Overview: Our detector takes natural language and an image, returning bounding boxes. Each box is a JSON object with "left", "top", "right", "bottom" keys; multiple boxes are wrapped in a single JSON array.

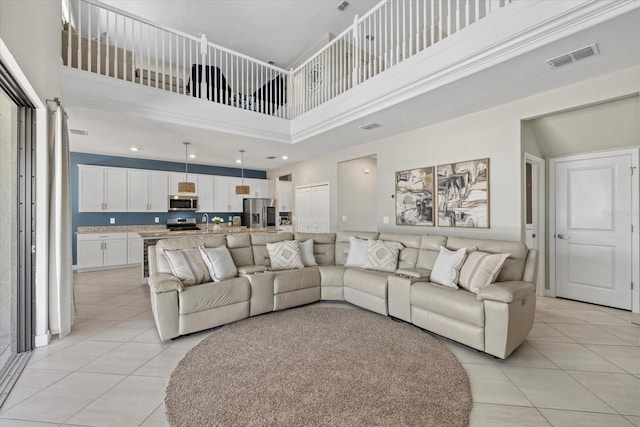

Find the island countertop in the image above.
[{"left": 137, "top": 226, "right": 278, "bottom": 239}]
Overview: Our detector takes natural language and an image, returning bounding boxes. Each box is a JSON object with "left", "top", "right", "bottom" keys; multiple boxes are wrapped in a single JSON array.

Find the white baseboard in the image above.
[{"left": 34, "top": 332, "right": 51, "bottom": 347}]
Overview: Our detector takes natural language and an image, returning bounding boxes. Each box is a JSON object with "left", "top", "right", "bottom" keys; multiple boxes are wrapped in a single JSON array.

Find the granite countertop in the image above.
[
  {"left": 77, "top": 225, "right": 167, "bottom": 234},
  {"left": 76, "top": 224, "right": 281, "bottom": 239}
]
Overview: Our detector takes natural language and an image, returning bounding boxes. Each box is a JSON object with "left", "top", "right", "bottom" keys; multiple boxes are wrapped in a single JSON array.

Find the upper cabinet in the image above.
[
  {"left": 227, "top": 177, "right": 245, "bottom": 212},
  {"left": 79, "top": 165, "right": 127, "bottom": 212},
  {"left": 213, "top": 176, "right": 231, "bottom": 212},
  {"left": 245, "top": 178, "right": 270, "bottom": 199},
  {"left": 196, "top": 174, "right": 215, "bottom": 212},
  {"left": 277, "top": 180, "right": 293, "bottom": 212},
  {"left": 168, "top": 172, "right": 198, "bottom": 196},
  {"left": 127, "top": 169, "right": 168, "bottom": 212}
]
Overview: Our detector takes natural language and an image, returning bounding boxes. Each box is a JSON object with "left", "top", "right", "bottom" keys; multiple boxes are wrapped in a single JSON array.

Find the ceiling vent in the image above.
[
  {"left": 546, "top": 43, "right": 599, "bottom": 69},
  {"left": 265, "top": 156, "right": 277, "bottom": 160},
  {"left": 337, "top": 1, "right": 350, "bottom": 11},
  {"left": 360, "top": 122, "right": 382, "bottom": 131},
  {"left": 69, "top": 129, "right": 88, "bottom": 136}
]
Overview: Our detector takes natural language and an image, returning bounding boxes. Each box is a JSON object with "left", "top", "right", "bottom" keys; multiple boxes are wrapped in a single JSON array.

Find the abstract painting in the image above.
[
  {"left": 395, "top": 167, "right": 435, "bottom": 226},
  {"left": 437, "top": 158, "right": 490, "bottom": 228}
]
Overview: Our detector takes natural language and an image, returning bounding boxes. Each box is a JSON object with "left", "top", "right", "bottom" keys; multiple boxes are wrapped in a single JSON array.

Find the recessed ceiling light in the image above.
[
  {"left": 236, "top": 159, "right": 242, "bottom": 164},
  {"left": 130, "top": 147, "right": 139, "bottom": 152},
  {"left": 189, "top": 154, "right": 196, "bottom": 158},
  {"left": 282, "top": 155, "right": 288, "bottom": 160}
]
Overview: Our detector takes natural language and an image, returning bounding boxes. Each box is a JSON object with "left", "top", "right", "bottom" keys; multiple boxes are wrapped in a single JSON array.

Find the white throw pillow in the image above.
[
  {"left": 344, "top": 237, "right": 369, "bottom": 268},
  {"left": 199, "top": 245, "right": 238, "bottom": 282},
  {"left": 299, "top": 239, "right": 318, "bottom": 267},
  {"left": 164, "top": 248, "right": 210, "bottom": 286},
  {"left": 430, "top": 246, "right": 468, "bottom": 289},
  {"left": 459, "top": 251, "right": 510, "bottom": 293},
  {"left": 266, "top": 240, "right": 305, "bottom": 270},
  {"left": 363, "top": 240, "right": 404, "bottom": 273}
]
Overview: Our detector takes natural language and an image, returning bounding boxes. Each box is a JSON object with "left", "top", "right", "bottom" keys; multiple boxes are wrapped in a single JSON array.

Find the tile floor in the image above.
[{"left": 0, "top": 267, "right": 639, "bottom": 426}]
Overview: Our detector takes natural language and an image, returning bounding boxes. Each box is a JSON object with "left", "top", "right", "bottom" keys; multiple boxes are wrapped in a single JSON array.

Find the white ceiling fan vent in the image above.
[
  {"left": 336, "top": 1, "right": 350, "bottom": 11},
  {"left": 69, "top": 129, "right": 88, "bottom": 136},
  {"left": 546, "top": 43, "right": 599, "bottom": 69},
  {"left": 360, "top": 122, "right": 382, "bottom": 131}
]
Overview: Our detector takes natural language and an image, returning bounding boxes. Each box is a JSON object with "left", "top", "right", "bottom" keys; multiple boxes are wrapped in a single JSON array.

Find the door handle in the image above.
[{"left": 557, "top": 234, "right": 570, "bottom": 239}]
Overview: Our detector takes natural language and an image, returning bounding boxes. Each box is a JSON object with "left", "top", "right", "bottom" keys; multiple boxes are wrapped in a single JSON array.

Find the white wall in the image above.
[
  {"left": 337, "top": 156, "right": 377, "bottom": 231},
  {"left": 268, "top": 65, "right": 640, "bottom": 242}
]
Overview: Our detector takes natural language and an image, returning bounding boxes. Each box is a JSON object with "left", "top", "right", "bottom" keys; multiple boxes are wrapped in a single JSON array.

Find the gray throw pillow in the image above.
[{"left": 199, "top": 245, "right": 238, "bottom": 282}]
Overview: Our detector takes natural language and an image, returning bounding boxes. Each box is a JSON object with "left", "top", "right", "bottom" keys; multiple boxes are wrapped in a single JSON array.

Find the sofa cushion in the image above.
[
  {"left": 416, "top": 235, "right": 448, "bottom": 270},
  {"left": 178, "top": 277, "right": 250, "bottom": 315},
  {"left": 430, "top": 246, "right": 467, "bottom": 289},
  {"left": 411, "top": 282, "right": 484, "bottom": 327},
  {"left": 344, "top": 237, "right": 369, "bottom": 268},
  {"left": 273, "top": 267, "right": 321, "bottom": 294},
  {"left": 447, "top": 236, "right": 528, "bottom": 282},
  {"left": 343, "top": 268, "right": 388, "bottom": 299},
  {"left": 225, "top": 234, "right": 254, "bottom": 267},
  {"left": 164, "top": 248, "right": 210, "bottom": 286},
  {"left": 335, "top": 231, "right": 379, "bottom": 265},
  {"left": 299, "top": 239, "right": 318, "bottom": 267},
  {"left": 318, "top": 265, "right": 347, "bottom": 287},
  {"left": 295, "top": 232, "right": 335, "bottom": 265},
  {"left": 459, "top": 251, "right": 509, "bottom": 293},
  {"left": 363, "top": 239, "right": 404, "bottom": 273},
  {"left": 267, "top": 240, "right": 304, "bottom": 270},
  {"left": 199, "top": 245, "right": 237, "bottom": 282}
]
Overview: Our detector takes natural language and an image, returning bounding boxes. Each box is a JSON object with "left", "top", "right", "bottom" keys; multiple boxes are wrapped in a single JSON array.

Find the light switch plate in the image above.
[
  {"left": 154, "top": 217, "right": 160, "bottom": 223},
  {"left": 383, "top": 216, "right": 389, "bottom": 224},
  {"left": 109, "top": 218, "right": 116, "bottom": 224},
  {"left": 341, "top": 215, "right": 347, "bottom": 222}
]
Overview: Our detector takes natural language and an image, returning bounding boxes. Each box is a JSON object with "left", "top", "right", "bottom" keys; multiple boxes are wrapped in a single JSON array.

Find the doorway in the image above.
[
  {"left": 524, "top": 153, "right": 545, "bottom": 296},
  {"left": 550, "top": 150, "right": 639, "bottom": 311}
]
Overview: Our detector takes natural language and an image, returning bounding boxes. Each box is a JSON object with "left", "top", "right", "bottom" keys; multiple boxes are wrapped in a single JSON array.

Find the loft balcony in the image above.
[{"left": 60, "top": 0, "right": 640, "bottom": 144}]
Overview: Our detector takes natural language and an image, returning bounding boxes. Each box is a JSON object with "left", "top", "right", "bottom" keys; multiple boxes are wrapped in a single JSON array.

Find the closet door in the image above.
[{"left": 296, "top": 184, "right": 330, "bottom": 233}]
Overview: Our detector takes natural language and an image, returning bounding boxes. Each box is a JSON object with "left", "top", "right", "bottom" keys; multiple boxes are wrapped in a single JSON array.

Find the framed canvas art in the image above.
[
  {"left": 395, "top": 167, "right": 435, "bottom": 226},
  {"left": 437, "top": 158, "right": 489, "bottom": 228}
]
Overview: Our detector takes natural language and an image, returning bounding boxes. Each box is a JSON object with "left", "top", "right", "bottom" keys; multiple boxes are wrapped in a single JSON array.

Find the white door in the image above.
[
  {"left": 312, "top": 185, "right": 330, "bottom": 232},
  {"left": 296, "top": 184, "right": 330, "bottom": 233},
  {"left": 103, "top": 238, "right": 128, "bottom": 267},
  {"left": 128, "top": 169, "right": 149, "bottom": 212},
  {"left": 79, "top": 166, "right": 105, "bottom": 212},
  {"left": 76, "top": 240, "right": 104, "bottom": 268},
  {"left": 148, "top": 171, "right": 168, "bottom": 211},
  {"left": 555, "top": 153, "right": 633, "bottom": 310},
  {"left": 296, "top": 187, "right": 312, "bottom": 232}
]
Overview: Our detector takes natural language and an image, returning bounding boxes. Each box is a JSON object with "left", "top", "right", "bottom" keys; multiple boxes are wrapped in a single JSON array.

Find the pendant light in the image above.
[
  {"left": 178, "top": 142, "right": 196, "bottom": 194},
  {"left": 235, "top": 149, "right": 250, "bottom": 195}
]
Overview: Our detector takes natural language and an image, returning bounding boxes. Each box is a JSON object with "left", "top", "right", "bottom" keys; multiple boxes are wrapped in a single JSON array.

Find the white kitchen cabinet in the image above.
[
  {"left": 197, "top": 174, "right": 215, "bottom": 212},
  {"left": 245, "top": 178, "right": 270, "bottom": 198},
  {"left": 79, "top": 165, "right": 127, "bottom": 212},
  {"left": 227, "top": 177, "right": 245, "bottom": 212},
  {"left": 277, "top": 180, "right": 293, "bottom": 212},
  {"left": 168, "top": 172, "right": 198, "bottom": 196},
  {"left": 213, "top": 176, "right": 231, "bottom": 212},
  {"left": 127, "top": 233, "right": 144, "bottom": 265},
  {"left": 128, "top": 170, "right": 168, "bottom": 212},
  {"left": 76, "top": 232, "right": 129, "bottom": 269}
]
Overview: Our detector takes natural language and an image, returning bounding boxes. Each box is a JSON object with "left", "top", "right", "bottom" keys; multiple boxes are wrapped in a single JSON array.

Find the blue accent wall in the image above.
[{"left": 71, "top": 152, "right": 267, "bottom": 265}]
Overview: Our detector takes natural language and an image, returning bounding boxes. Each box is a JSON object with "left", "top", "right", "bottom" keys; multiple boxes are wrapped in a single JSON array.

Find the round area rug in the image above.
[{"left": 165, "top": 307, "right": 472, "bottom": 427}]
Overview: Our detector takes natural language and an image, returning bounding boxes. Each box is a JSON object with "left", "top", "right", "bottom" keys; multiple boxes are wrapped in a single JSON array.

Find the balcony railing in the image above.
[{"left": 62, "top": 0, "right": 513, "bottom": 120}]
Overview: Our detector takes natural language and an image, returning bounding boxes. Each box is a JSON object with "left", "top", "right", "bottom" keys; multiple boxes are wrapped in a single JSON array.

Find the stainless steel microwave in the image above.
[{"left": 168, "top": 195, "right": 198, "bottom": 211}]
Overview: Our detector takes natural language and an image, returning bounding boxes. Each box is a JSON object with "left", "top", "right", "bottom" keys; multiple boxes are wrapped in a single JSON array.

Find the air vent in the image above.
[
  {"left": 265, "top": 156, "right": 277, "bottom": 160},
  {"left": 360, "top": 122, "right": 382, "bottom": 131},
  {"left": 337, "top": 1, "right": 350, "bottom": 11},
  {"left": 69, "top": 129, "right": 88, "bottom": 136},
  {"left": 546, "top": 43, "right": 599, "bottom": 69},
  {"left": 268, "top": 61, "right": 275, "bottom": 65}
]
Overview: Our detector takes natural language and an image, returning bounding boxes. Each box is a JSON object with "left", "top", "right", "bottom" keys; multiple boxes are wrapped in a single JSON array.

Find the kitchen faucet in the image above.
[{"left": 201, "top": 213, "right": 209, "bottom": 230}]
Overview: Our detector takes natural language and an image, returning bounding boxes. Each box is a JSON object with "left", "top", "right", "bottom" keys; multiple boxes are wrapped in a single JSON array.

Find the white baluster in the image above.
[
  {"left": 352, "top": 14, "right": 359, "bottom": 87},
  {"left": 199, "top": 33, "right": 207, "bottom": 99}
]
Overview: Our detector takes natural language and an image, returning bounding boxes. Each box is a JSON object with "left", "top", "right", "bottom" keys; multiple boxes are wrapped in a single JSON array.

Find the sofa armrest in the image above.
[
  {"left": 238, "top": 265, "right": 268, "bottom": 275},
  {"left": 149, "top": 273, "right": 183, "bottom": 294},
  {"left": 395, "top": 268, "right": 431, "bottom": 279},
  {"left": 476, "top": 281, "right": 535, "bottom": 303}
]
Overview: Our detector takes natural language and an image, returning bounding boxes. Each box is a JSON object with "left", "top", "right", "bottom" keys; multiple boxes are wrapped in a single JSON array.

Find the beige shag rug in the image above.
[{"left": 165, "top": 306, "right": 472, "bottom": 427}]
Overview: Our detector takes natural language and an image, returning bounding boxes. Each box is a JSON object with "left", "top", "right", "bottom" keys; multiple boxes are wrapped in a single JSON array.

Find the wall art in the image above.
[{"left": 436, "top": 158, "right": 489, "bottom": 228}]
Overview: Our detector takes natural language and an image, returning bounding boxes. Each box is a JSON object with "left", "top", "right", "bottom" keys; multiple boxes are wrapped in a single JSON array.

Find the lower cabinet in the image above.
[
  {"left": 77, "top": 233, "right": 132, "bottom": 270},
  {"left": 127, "top": 233, "right": 144, "bottom": 265}
]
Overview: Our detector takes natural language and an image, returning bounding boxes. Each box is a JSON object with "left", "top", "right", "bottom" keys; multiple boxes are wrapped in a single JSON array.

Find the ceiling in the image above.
[
  {"left": 66, "top": 2, "right": 640, "bottom": 171},
  {"left": 100, "top": 0, "right": 379, "bottom": 69}
]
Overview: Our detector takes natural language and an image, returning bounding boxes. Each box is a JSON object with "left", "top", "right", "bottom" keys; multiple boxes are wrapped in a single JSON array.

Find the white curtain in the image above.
[{"left": 47, "top": 104, "right": 75, "bottom": 337}]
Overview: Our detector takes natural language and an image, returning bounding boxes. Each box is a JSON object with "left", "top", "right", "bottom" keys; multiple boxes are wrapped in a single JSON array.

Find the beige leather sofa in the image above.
[{"left": 147, "top": 230, "right": 538, "bottom": 359}]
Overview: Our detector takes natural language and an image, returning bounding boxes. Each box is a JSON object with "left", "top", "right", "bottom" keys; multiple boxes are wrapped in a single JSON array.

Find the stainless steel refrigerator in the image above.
[{"left": 242, "top": 198, "right": 277, "bottom": 228}]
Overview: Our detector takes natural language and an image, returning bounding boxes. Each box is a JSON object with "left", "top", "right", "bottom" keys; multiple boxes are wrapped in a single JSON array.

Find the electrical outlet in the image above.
[
  {"left": 109, "top": 218, "right": 116, "bottom": 224},
  {"left": 383, "top": 216, "right": 389, "bottom": 224},
  {"left": 155, "top": 217, "right": 160, "bottom": 223},
  {"left": 342, "top": 215, "right": 347, "bottom": 222}
]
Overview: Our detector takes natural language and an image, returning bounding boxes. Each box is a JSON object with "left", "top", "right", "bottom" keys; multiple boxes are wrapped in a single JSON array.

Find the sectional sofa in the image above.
[{"left": 147, "top": 231, "right": 538, "bottom": 359}]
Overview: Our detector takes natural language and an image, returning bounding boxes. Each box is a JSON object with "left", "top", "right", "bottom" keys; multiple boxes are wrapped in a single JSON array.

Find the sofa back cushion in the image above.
[
  {"left": 294, "top": 232, "right": 336, "bottom": 266},
  {"left": 416, "top": 235, "right": 448, "bottom": 270},
  {"left": 225, "top": 234, "right": 254, "bottom": 267},
  {"left": 335, "top": 231, "right": 379, "bottom": 266},
  {"left": 446, "top": 236, "right": 528, "bottom": 282},
  {"left": 378, "top": 232, "right": 422, "bottom": 269},
  {"left": 155, "top": 235, "right": 227, "bottom": 274},
  {"left": 250, "top": 232, "right": 294, "bottom": 267}
]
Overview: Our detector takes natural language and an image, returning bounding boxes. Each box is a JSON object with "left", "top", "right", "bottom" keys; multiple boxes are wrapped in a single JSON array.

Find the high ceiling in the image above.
[
  {"left": 100, "top": 0, "right": 379, "bottom": 69},
  {"left": 66, "top": 2, "right": 640, "bottom": 170}
]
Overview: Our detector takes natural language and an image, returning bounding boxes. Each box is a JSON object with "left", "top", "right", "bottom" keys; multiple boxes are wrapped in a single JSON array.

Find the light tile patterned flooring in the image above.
[{"left": 0, "top": 267, "right": 639, "bottom": 426}]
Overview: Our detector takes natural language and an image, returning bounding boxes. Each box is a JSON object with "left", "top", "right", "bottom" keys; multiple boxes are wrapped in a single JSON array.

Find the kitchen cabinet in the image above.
[
  {"left": 245, "top": 178, "right": 270, "bottom": 198},
  {"left": 277, "top": 180, "right": 293, "bottom": 212},
  {"left": 128, "top": 169, "right": 168, "bottom": 212},
  {"left": 79, "top": 165, "right": 128, "bottom": 212},
  {"left": 213, "top": 176, "right": 231, "bottom": 212},
  {"left": 227, "top": 177, "right": 245, "bottom": 212},
  {"left": 127, "top": 233, "right": 144, "bottom": 264},
  {"left": 196, "top": 175, "right": 215, "bottom": 212},
  {"left": 168, "top": 172, "right": 197, "bottom": 196},
  {"left": 76, "top": 232, "right": 128, "bottom": 269}
]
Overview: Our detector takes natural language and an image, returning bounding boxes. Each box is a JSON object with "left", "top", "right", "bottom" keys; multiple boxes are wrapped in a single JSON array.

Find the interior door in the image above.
[{"left": 555, "top": 153, "right": 632, "bottom": 309}]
